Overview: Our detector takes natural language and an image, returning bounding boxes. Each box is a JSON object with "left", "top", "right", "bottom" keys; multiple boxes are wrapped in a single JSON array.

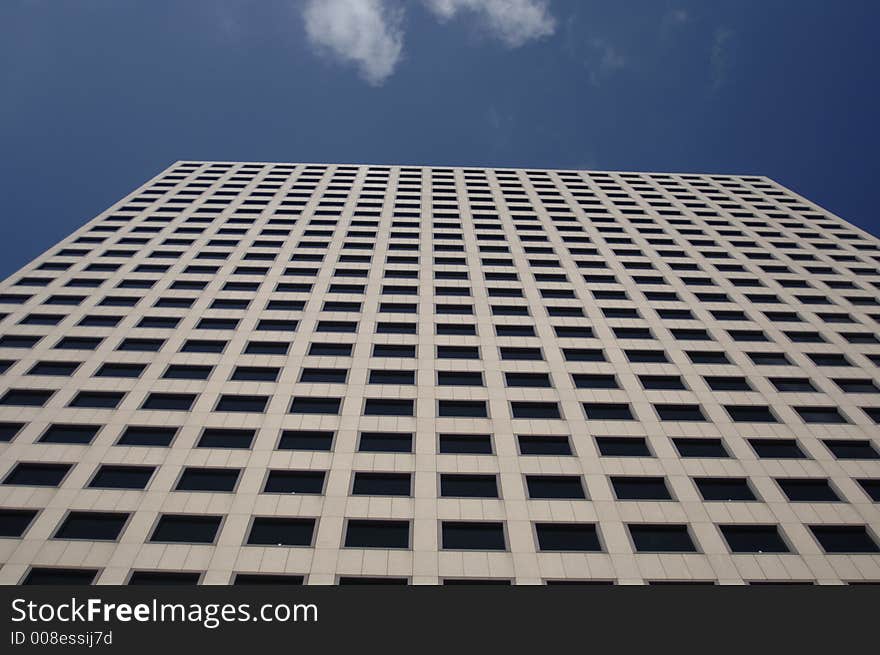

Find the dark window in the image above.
[
  {"left": 54, "top": 511, "right": 128, "bottom": 541},
  {"left": 373, "top": 344, "right": 415, "bottom": 357},
  {"left": 39, "top": 424, "right": 99, "bottom": 445},
  {"left": 344, "top": 520, "right": 410, "bottom": 549},
  {"left": 230, "top": 366, "right": 279, "bottom": 382},
  {"left": 370, "top": 369, "right": 416, "bottom": 384},
  {"left": 562, "top": 348, "right": 605, "bottom": 361},
  {"left": 441, "top": 521, "right": 505, "bottom": 550},
  {"left": 0, "top": 389, "right": 54, "bottom": 406},
  {"left": 438, "top": 400, "right": 488, "bottom": 417},
  {"left": 247, "top": 518, "right": 316, "bottom": 546},
  {"left": 629, "top": 524, "right": 696, "bottom": 552},
  {"left": 573, "top": 374, "right": 618, "bottom": 389},
  {"left": 833, "top": 379, "right": 879, "bottom": 393},
  {"left": 719, "top": 525, "right": 789, "bottom": 553},
  {"left": 141, "top": 393, "right": 194, "bottom": 411},
  {"left": 359, "top": 432, "right": 412, "bottom": 453},
  {"left": 3, "top": 463, "right": 71, "bottom": 486},
  {"left": 234, "top": 574, "right": 305, "bottom": 585},
  {"left": 823, "top": 439, "right": 878, "bottom": 460},
  {"left": 118, "top": 426, "right": 176, "bottom": 447},
  {"left": 290, "top": 397, "right": 341, "bottom": 414},
  {"left": 0, "top": 509, "right": 38, "bottom": 537},
  {"left": 750, "top": 438, "right": 806, "bottom": 459},
  {"left": 163, "top": 364, "right": 212, "bottom": 380},
  {"left": 655, "top": 404, "right": 705, "bottom": 421},
  {"left": 501, "top": 346, "right": 543, "bottom": 360},
  {"left": 726, "top": 405, "right": 777, "bottom": 422},
  {"left": 437, "top": 345, "right": 479, "bottom": 359},
  {"left": 704, "top": 376, "right": 752, "bottom": 391},
  {"left": 89, "top": 465, "right": 154, "bottom": 489},
  {"left": 264, "top": 470, "right": 325, "bottom": 494},
  {"left": 769, "top": 377, "right": 817, "bottom": 392},
  {"left": 796, "top": 406, "right": 847, "bottom": 424},
  {"left": 247, "top": 341, "right": 290, "bottom": 355},
  {"left": 129, "top": 571, "right": 201, "bottom": 585},
  {"left": 511, "top": 401, "right": 560, "bottom": 419},
  {"left": 439, "top": 433, "right": 493, "bottom": 454},
  {"left": 364, "top": 398, "right": 414, "bottom": 416},
  {"left": 626, "top": 349, "right": 668, "bottom": 363},
  {"left": 809, "top": 526, "right": 879, "bottom": 553},
  {"left": 182, "top": 339, "right": 226, "bottom": 353},
  {"left": 215, "top": 395, "right": 268, "bottom": 413},
  {"left": 278, "top": 430, "right": 334, "bottom": 451},
  {"left": 856, "top": 479, "right": 880, "bottom": 502},
  {"left": 150, "top": 515, "right": 222, "bottom": 543},
  {"left": 694, "top": 478, "right": 756, "bottom": 501},
  {"left": 300, "top": 368, "right": 348, "bottom": 383},
  {"left": 639, "top": 375, "right": 686, "bottom": 390},
  {"left": 612, "top": 476, "right": 671, "bottom": 500},
  {"left": 0, "top": 422, "right": 25, "bottom": 442},
  {"left": 596, "top": 436, "right": 650, "bottom": 457},
  {"left": 776, "top": 478, "right": 840, "bottom": 502},
  {"left": 440, "top": 474, "right": 498, "bottom": 498},
  {"left": 527, "top": 475, "right": 586, "bottom": 499},
  {"left": 352, "top": 472, "right": 411, "bottom": 496},
  {"left": 28, "top": 361, "right": 81, "bottom": 376},
  {"left": 535, "top": 523, "right": 601, "bottom": 552},
  {"left": 688, "top": 351, "right": 730, "bottom": 364},
  {"left": 116, "top": 338, "right": 162, "bottom": 352},
  {"left": 94, "top": 362, "right": 145, "bottom": 378},
  {"left": 22, "top": 568, "right": 98, "bottom": 585},
  {"left": 518, "top": 434, "right": 572, "bottom": 455},
  {"left": 583, "top": 403, "right": 633, "bottom": 420},
  {"left": 176, "top": 468, "right": 239, "bottom": 492},
  {"left": 503, "top": 372, "right": 551, "bottom": 387}
]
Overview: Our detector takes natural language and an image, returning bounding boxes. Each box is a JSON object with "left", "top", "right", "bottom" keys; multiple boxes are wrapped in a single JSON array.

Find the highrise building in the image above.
[{"left": 0, "top": 160, "right": 879, "bottom": 585}]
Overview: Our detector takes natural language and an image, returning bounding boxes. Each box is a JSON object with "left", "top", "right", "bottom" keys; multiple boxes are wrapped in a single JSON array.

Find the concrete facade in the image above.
[{"left": 0, "top": 160, "right": 879, "bottom": 584}]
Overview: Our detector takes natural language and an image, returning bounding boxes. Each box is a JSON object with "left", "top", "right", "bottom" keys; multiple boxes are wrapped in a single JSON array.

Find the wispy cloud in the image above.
[
  {"left": 711, "top": 27, "right": 734, "bottom": 90},
  {"left": 423, "top": 0, "right": 556, "bottom": 47},
  {"left": 587, "top": 37, "right": 626, "bottom": 86},
  {"left": 302, "top": 0, "right": 404, "bottom": 86}
]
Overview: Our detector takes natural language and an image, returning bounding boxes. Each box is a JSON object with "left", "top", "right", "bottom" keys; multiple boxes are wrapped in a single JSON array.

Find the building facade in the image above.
[{"left": 0, "top": 160, "right": 879, "bottom": 585}]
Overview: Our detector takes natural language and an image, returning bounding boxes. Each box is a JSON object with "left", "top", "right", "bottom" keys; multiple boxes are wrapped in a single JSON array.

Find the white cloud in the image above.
[
  {"left": 587, "top": 38, "right": 625, "bottom": 86},
  {"left": 423, "top": 0, "right": 556, "bottom": 47},
  {"left": 302, "top": 0, "right": 404, "bottom": 86},
  {"left": 711, "top": 27, "right": 734, "bottom": 90}
]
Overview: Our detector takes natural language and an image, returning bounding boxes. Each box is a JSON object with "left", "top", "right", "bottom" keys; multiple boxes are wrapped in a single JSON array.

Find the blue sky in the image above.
[{"left": 1, "top": 0, "right": 878, "bottom": 278}]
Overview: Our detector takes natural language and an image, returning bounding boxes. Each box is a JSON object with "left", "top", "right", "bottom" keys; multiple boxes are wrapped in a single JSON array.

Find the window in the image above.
[
  {"left": 246, "top": 517, "right": 315, "bottom": 546},
  {"left": 719, "top": 525, "right": 789, "bottom": 553},
  {"left": 856, "top": 479, "right": 880, "bottom": 502},
  {"left": 364, "top": 398, "right": 415, "bottom": 416},
  {"left": 583, "top": 402, "right": 633, "bottom": 420},
  {"left": 234, "top": 574, "right": 305, "bottom": 585},
  {"left": 573, "top": 374, "right": 618, "bottom": 389},
  {"left": 796, "top": 406, "right": 848, "bottom": 424},
  {"left": 175, "top": 468, "right": 239, "bottom": 492},
  {"left": 688, "top": 351, "right": 729, "bottom": 364},
  {"left": 595, "top": 436, "right": 651, "bottom": 456},
  {"left": 116, "top": 338, "right": 162, "bottom": 352},
  {"left": 89, "top": 465, "right": 154, "bottom": 489},
  {"left": 0, "top": 422, "right": 25, "bottom": 442},
  {"left": 0, "top": 389, "right": 54, "bottom": 406},
  {"left": 118, "top": 426, "right": 177, "bottom": 447},
  {"left": 749, "top": 438, "right": 806, "bottom": 459},
  {"left": 437, "top": 345, "right": 479, "bottom": 359},
  {"left": 54, "top": 511, "right": 128, "bottom": 541},
  {"left": 612, "top": 476, "right": 671, "bottom": 500},
  {"left": 823, "top": 439, "right": 878, "bottom": 460},
  {"left": 501, "top": 346, "right": 543, "bottom": 360},
  {"left": 704, "top": 376, "right": 751, "bottom": 391},
  {"left": 150, "top": 515, "right": 222, "bottom": 544},
  {"left": 182, "top": 339, "right": 226, "bottom": 353},
  {"left": 22, "top": 568, "right": 98, "bottom": 585},
  {"left": 439, "top": 433, "right": 493, "bottom": 454},
  {"left": 141, "top": 393, "right": 194, "bottom": 411},
  {"left": 264, "top": 470, "right": 325, "bottom": 494},
  {"left": 769, "top": 377, "right": 817, "bottom": 392},
  {"left": 163, "top": 364, "right": 212, "bottom": 380},
  {"left": 300, "top": 368, "right": 348, "bottom": 383},
  {"left": 359, "top": 432, "right": 412, "bottom": 453},
  {"left": 438, "top": 399, "right": 488, "bottom": 417},
  {"left": 694, "top": 478, "right": 756, "bottom": 501},
  {"left": 3, "top": 463, "right": 71, "bottom": 486},
  {"left": 776, "top": 478, "right": 840, "bottom": 502},
  {"left": 725, "top": 405, "right": 777, "bottom": 422},
  {"left": 628, "top": 524, "right": 696, "bottom": 552},
  {"left": 344, "top": 520, "right": 410, "bottom": 549},
  {"left": 535, "top": 523, "right": 601, "bottom": 551},
  {"left": 39, "top": 424, "right": 100, "bottom": 445},
  {"left": 129, "top": 571, "right": 201, "bottom": 585},
  {"left": 833, "top": 379, "right": 880, "bottom": 393},
  {"left": 247, "top": 341, "right": 290, "bottom": 355},
  {"left": 510, "top": 401, "right": 560, "bottom": 419},
  {"left": 809, "top": 526, "right": 879, "bottom": 553},
  {"left": 441, "top": 521, "right": 506, "bottom": 550},
  {"left": 373, "top": 344, "right": 415, "bottom": 357},
  {"left": 352, "top": 472, "right": 411, "bottom": 496},
  {"left": 230, "top": 366, "right": 279, "bottom": 382},
  {"left": 639, "top": 375, "right": 686, "bottom": 390},
  {"left": 626, "top": 349, "right": 668, "bottom": 363},
  {"left": 0, "top": 509, "right": 38, "bottom": 537},
  {"left": 278, "top": 430, "right": 334, "bottom": 451},
  {"left": 29, "top": 361, "right": 80, "bottom": 376},
  {"left": 290, "top": 397, "right": 341, "bottom": 414},
  {"left": 655, "top": 404, "right": 706, "bottom": 421},
  {"left": 370, "top": 369, "right": 416, "bottom": 384},
  {"left": 563, "top": 348, "right": 605, "bottom": 361},
  {"left": 526, "top": 475, "right": 586, "bottom": 499},
  {"left": 214, "top": 395, "right": 269, "bottom": 413},
  {"left": 518, "top": 434, "right": 572, "bottom": 455},
  {"left": 337, "top": 577, "right": 408, "bottom": 585},
  {"left": 440, "top": 474, "right": 498, "bottom": 498}
]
